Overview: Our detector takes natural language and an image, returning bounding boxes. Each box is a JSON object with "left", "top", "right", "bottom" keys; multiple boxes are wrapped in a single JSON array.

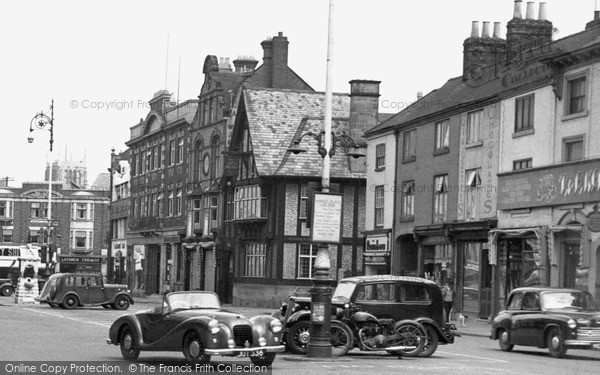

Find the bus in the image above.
[{"left": 0, "top": 245, "right": 46, "bottom": 296}]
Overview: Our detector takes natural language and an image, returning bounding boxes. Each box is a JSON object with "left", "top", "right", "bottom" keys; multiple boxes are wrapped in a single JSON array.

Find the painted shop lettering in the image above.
[{"left": 559, "top": 169, "right": 600, "bottom": 196}]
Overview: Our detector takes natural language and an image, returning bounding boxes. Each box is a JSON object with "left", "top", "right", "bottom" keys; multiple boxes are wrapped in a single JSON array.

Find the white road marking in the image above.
[
  {"left": 22, "top": 308, "right": 112, "bottom": 328},
  {"left": 435, "top": 350, "right": 509, "bottom": 363}
]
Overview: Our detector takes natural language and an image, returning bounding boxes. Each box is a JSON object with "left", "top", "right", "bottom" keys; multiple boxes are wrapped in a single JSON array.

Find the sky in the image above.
[{"left": 1, "top": 0, "right": 598, "bottom": 187}]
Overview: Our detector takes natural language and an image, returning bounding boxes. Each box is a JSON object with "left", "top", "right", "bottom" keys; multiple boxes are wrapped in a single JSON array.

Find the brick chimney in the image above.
[
  {"left": 233, "top": 55, "right": 259, "bottom": 76},
  {"left": 506, "top": 1, "right": 553, "bottom": 48},
  {"left": 260, "top": 32, "right": 290, "bottom": 88},
  {"left": 463, "top": 21, "right": 507, "bottom": 82},
  {"left": 348, "top": 80, "right": 380, "bottom": 146},
  {"left": 586, "top": 5, "right": 600, "bottom": 30}
]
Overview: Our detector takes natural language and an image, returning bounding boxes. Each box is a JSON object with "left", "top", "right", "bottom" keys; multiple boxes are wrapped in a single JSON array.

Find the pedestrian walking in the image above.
[{"left": 441, "top": 280, "right": 455, "bottom": 323}]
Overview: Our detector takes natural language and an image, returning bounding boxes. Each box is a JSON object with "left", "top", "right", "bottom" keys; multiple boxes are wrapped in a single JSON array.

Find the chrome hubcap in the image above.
[
  {"left": 189, "top": 340, "right": 200, "bottom": 357},
  {"left": 298, "top": 330, "right": 310, "bottom": 345},
  {"left": 501, "top": 331, "right": 508, "bottom": 344},
  {"left": 551, "top": 336, "right": 560, "bottom": 349},
  {"left": 124, "top": 335, "right": 132, "bottom": 350}
]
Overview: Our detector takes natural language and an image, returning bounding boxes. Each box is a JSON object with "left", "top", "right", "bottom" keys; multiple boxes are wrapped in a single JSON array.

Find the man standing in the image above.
[{"left": 441, "top": 280, "right": 455, "bottom": 323}]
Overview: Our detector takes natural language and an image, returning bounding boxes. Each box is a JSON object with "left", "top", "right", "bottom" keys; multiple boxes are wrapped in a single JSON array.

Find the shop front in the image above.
[
  {"left": 492, "top": 158, "right": 600, "bottom": 314},
  {"left": 364, "top": 233, "right": 390, "bottom": 275},
  {"left": 414, "top": 225, "right": 454, "bottom": 286},
  {"left": 58, "top": 255, "right": 103, "bottom": 274}
]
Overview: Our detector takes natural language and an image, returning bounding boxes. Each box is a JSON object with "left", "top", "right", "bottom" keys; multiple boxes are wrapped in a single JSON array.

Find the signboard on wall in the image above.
[
  {"left": 366, "top": 235, "right": 389, "bottom": 254},
  {"left": 497, "top": 159, "right": 600, "bottom": 210},
  {"left": 311, "top": 192, "right": 342, "bottom": 244}
]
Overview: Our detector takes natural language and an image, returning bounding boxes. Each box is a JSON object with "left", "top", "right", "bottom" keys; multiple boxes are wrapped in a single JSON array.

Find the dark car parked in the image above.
[
  {"left": 107, "top": 291, "right": 285, "bottom": 366},
  {"left": 277, "top": 275, "right": 457, "bottom": 357},
  {"left": 491, "top": 287, "right": 600, "bottom": 358},
  {"left": 38, "top": 273, "right": 133, "bottom": 310}
]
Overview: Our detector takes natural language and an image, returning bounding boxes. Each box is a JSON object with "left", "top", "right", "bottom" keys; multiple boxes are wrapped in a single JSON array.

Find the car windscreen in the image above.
[
  {"left": 167, "top": 292, "right": 221, "bottom": 310},
  {"left": 333, "top": 281, "right": 356, "bottom": 300},
  {"left": 541, "top": 291, "right": 598, "bottom": 311}
]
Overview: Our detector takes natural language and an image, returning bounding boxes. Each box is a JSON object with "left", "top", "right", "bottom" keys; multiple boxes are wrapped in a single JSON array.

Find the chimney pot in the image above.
[
  {"left": 482, "top": 21, "right": 491, "bottom": 38},
  {"left": 471, "top": 21, "right": 480, "bottom": 38},
  {"left": 538, "top": 2, "right": 547, "bottom": 20},
  {"left": 278, "top": 32, "right": 283, "bottom": 37},
  {"left": 526, "top": 2, "right": 535, "bottom": 19},
  {"left": 417, "top": 92, "right": 423, "bottom": 100},
  {"left": 513, "top": 0, "right": 523, "bottom": 19},
  {"left": 493, "top": 22, "right": 502, "bottom": 38}
]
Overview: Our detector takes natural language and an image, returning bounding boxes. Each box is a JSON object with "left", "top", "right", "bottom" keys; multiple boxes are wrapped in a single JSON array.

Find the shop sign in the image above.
[
  {"left": 498, "top": 159, "right": 600, "bottom": 210},
  {"left": 364, "top": 256, "right": 388, "bottom": 265},
  {"left": 366, "top": 235, "right": 388, "bottom": 253},
  {"left": 59, "top": 256, "right": 102, "bottom": 264},
  {"left": 587, "top": 212, "right": 600, "bottom": 233}
]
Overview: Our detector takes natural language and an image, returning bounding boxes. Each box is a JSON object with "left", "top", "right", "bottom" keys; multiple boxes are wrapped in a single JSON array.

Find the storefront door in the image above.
[{"left": 459, "top": 242, "right": 492, "bottom": 318}]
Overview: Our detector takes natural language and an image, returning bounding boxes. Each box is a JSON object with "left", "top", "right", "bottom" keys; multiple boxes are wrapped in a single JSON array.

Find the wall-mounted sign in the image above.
[
  {"left": 311, "top": 192, "right": 342, "bottom": 244},
  {"left": 498, "top": 159, "right": 600, "bottom": 210},
  {"left": 366, "top": 235, "right": 389, "bottom": 253},
  {"left": 587, "top": 211, "right": 600, "bottom": 233}
]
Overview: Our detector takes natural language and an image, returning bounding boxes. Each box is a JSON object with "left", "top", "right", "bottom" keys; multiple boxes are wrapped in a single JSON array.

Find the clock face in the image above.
[{"left": 203, "top": 153, "right": 211, "bottom": 176}]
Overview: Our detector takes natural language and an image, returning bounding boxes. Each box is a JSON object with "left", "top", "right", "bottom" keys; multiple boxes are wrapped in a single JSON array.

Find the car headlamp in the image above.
[
  {"left": 568, "top": 319, "right": 577, "bottom": 329},
  {"left": 208, "top": 319, "right": 221, "bottom": 334},
  {"left": 270, "top": 319, "right": 283, "bottom": 333}
]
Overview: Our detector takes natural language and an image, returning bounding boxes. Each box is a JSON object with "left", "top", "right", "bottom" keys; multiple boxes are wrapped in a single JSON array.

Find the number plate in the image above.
[
  {"left": 593, "top": 343, "right": 600, "bottom": 350},
  {"left": 237, "top": 350, "right": 264, "bottom": 358}
]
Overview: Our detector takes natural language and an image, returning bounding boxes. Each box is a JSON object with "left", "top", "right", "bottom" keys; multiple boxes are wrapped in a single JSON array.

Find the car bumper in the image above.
[{"left": 204, "top": 345, "right": 286, "bottom": 356}]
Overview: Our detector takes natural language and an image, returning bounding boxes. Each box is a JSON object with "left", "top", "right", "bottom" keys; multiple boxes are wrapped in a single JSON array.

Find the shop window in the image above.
[{"left": 423, "top": 244, "right": 454, "bottom": 285}]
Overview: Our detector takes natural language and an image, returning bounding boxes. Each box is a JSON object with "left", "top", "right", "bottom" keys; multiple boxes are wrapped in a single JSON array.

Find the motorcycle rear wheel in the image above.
[{"left": 388, "top": 320, "right": 427, "bottom": 357}]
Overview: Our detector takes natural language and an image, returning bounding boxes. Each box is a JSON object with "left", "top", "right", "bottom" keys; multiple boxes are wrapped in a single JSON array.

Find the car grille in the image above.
[
  {"left": 233, "top": 325, "right": 253, "bottom": 347},
  {"left": 576, "top": 327, "right": 600, "bottom": 341}
]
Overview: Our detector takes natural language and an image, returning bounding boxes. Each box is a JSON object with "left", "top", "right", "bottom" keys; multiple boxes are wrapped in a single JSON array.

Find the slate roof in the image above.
[
  {"left": 243, "top": 88, "right": 365, "bottom": 179},
  {"left": 366, "top": 23, "right": 600, "bottom": 136}
]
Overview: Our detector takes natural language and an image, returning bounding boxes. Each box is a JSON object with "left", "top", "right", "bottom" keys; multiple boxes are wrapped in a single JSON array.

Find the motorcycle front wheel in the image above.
[
  {"left": 388, "top": 320, "right": 427, "bottom": 357},
  {"left": 330, "top": 320, "right": 354, "bottom": 357}
]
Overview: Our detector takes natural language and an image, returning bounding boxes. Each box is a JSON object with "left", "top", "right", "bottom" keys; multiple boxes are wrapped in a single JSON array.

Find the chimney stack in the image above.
[
  {"left": 471, "top": 21, "right": 480, "bottom": 38},
  {"left": 482, "top": 21, "right": 491, "bottom": 38},
  {"left": 260, "top": 32, "right": 290, "bottom": 88},
  {"left": 348, "top": 80, "right": 381, "bottom": 147},
  {"left": 513, "top": 0, "right": 523, "bottom": 19},
  {"left": 538, "top": 2, "right": 547, "bottom": 21},
  {"left": 233, "top": 55, "right": 259, "bottom": 76},
  {"left": 526, "top": 2, "right": 535, "bottom": 19},
  {"left": 493, "top": 22, "right": 502, "bottom": 38}
]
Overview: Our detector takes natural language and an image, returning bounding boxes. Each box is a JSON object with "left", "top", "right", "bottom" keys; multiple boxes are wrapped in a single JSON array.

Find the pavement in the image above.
[{"left": 1, "top": 293, "right": 492, "bottom": 339}]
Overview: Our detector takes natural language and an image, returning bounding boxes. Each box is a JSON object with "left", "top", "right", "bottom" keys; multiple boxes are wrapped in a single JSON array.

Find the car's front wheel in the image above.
[
  {"left": 547, "top": 328, "right": 567, "bottom": 358},
  {"left": 183, "top": 331, "right": 211, "bottom": 363},
  {"left": 120, "top": 325, "right": 140, "bottom": 360},
  {"left": 286, "top": 321, "right": 311, "bottom": 354},
  {"left": 1, "top": 285, "right": 13, "bottom": 296},
  {"left": 113, "top": 295, "right": 130, "bottom": 310},
  {"left": 417, "top": 325, "right": 439, "bottom": 357},
  {"left": 250, "top": 353, "right": 276, "bottom": 367},
  {"left": 498, "top": 328, "right": 514, "bottom": 352},
  {"left": 63, "top": 294, "right": 79, "bottom": 309}
]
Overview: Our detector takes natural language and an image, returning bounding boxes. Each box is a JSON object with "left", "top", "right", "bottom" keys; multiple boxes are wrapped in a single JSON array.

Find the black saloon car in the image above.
[
  {"left": 491, "top": 287, "right": 600, "bottom": 358},
  {"left": 277, "top": 275, "right": 456, "bottom": 357},
  {"left": 107, "top": 291, "right": 285, "bottom": 366},
  {"left": 38, "top": 273, "right": 133, "bottom": 310}
]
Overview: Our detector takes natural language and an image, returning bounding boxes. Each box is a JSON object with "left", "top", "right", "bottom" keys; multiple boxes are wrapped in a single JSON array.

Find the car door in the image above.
[
  {"left": 505, "top": 291, "right": 531, "bottom": 346},
  {"left": 395, "top": 281, "right": 433, "bottom": 322},
  {"left": 144, "top": 301, "right": 181, "bottom": 347},
  {"left": 353, "top": 281, "right": 398, "bottom": 320},
  {"left": 74, "top": 275, "right": 89, "bottom": 304},
  {"left": 518, "top": 292, "right": 544, "bottom": 346},
  {"left": 86, "top": 275, "right": 106, "bottom": 304}
]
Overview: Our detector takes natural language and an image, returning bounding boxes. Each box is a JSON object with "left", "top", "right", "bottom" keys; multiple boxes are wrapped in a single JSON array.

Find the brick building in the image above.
[{"left": 0, "top": 182, "right": 109, "bottom": 274}]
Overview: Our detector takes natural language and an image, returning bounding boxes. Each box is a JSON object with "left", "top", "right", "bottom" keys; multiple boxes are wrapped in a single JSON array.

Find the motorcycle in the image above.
[{"left": 331, "top": 302, "right": 428, "bottom": 357}]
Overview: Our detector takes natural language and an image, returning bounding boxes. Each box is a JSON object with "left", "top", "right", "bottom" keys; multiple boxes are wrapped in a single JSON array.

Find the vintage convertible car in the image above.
[
  {"left": 107, "top": 291, "right": 285, "bottom": 366},
  {"left": 491, "top": 287, "right": 600, "bottom": 358}
]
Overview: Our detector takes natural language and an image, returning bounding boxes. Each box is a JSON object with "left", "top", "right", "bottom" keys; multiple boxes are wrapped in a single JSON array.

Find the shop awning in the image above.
[{"left": 487, "top": 227, "right": 543, "bottom": 266}]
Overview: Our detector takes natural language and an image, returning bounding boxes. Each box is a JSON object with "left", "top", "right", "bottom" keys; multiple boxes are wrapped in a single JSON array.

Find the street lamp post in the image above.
[
  {"left": 287, "top": 0, "right": 365, "bottom": 350},
  {"left": 28, "top": 100, "right": 55, "bottom": 262}
]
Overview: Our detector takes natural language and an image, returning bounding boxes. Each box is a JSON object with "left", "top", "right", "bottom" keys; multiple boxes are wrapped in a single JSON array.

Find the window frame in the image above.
[
  {"left": 403, "top": 129, "right": 416, "bottom": 162},
  {"left": 564, "top": 73, "right": 588, "bottom": 118},
  {"left": 375, "top": 143, "right": 386, "bottom": 170},
  {"left": 515, "top": 94, "right": 535, "bottom": 133},
  {"left": 297, "top": 243, "right": 317, "bottom": 279},
  {"left": 563, "top": 135, "right": 585, "bottom": 162},
  {"left": 374, "top": 185, "right": 384, "bottom": 227},
  {"left": 244, "top": 243, "right": 266, "bottom": 278},
  {"left": 401, "top": 181, "right": 415, "bottom": 220},
  {"left": 466, "top": 110, "right": 483, "bottom": 144},
  {"left": 465, "top": 169, "right": 482, "bottom": 220},
  {"left": 434, "top": 119, "right": 450, "bottom": 153},
  {"left": 433, "top": 175, "right": 448, "bottom": 223},
  {"left": 513, "top": 158, "right": 533, "bottom": 171}
]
